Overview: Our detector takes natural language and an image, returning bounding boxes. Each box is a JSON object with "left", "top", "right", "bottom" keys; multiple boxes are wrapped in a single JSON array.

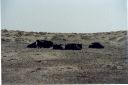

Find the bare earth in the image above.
[{"left": 1, "top": 29, "right": 128, "bottom": 84}]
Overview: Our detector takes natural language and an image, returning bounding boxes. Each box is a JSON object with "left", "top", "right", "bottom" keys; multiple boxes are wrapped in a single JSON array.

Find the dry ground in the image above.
[{"left": 1, "top": 29, "right": 128, "bottom": 84}]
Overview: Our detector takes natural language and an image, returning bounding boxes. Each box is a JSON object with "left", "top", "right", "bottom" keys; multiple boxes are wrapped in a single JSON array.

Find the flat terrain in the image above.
[{"left": 1, "top": 29, "right": 128, "bottom": 84}]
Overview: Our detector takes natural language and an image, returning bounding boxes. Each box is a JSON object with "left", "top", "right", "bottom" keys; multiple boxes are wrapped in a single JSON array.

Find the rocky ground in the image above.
[{"left": 1, "top": 29, "right": 128, "bottom": 84}]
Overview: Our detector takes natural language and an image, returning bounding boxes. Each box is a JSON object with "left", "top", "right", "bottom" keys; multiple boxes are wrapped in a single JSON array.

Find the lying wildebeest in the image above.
[
  {"left": 36, "top": 40, "right": 53, "bottom": 48},
  {"left": 27, "top": 40, "right": 53, "bottom": 48},
  {"left": 89, "top": 42, "right": 104, "bottom": 49},
  {"left": 53, "top": 44, "right": 64, "bottom": 50},
  {"left": 65, "top": 43, "right": 82, "bottom": 50},
  {"left": 27, "top": 42, "right": 37, "bottom": 48}
]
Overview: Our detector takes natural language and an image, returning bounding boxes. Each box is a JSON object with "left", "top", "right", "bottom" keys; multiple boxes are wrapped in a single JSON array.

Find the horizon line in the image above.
[{"left": 1, "top": 29, "right": 127, "bottom": 34}]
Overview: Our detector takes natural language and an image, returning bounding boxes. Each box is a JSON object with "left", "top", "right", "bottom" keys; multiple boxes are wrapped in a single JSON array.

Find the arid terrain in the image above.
[{"left": 1, "top": 29, "right": 128, "bottom": 84}]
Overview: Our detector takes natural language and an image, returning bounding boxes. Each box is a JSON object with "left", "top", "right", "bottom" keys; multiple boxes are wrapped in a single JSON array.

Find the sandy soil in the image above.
[{"left": 1, "top": 29, "right": 128, "bottom": 84}]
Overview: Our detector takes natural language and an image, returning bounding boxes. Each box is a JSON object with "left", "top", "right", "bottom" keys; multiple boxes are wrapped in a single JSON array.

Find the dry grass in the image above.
[{"left": 1, "top": 29, "right": 128, "bottom": 84}]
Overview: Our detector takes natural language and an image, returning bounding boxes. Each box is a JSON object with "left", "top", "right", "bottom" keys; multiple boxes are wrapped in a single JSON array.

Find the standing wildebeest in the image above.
[
  {"left": 27, "top": 42, "right": 37, "bottom": 48},
  {"left": 65, "top": 43, "right": 82, "bottom": 50},
  {"left": 36, "top": 40, "right": 53, "bottom": 48},
  {"left": 89, "top": 42, "right": 104, "bottom": 49},
  {"left": 53, "top": 44, "right": 64, "bottom": 50}
]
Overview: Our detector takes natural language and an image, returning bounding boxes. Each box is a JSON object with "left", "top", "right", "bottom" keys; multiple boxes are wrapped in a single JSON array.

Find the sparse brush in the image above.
[
  {"left": 2, "top": 29, "right": 8, "bottom": 32},
  {"left": 15, "top": 31, "right": 24, "bottom": 37},
  {"left": 15, "top": 38, "right": 24, "bottom": 42},
  {"left": 38, "top": 32, "right": 47, "bottom": 35},
  {"left": 51, "top": 34, "right": 65, "bottom": 41},
  {"left": 109, "top": 36, "right": 116, "bottom": 41},
  {"left": 1, "top": 38, "right": 11, "bottom": 42},
  {"left": 80, "top": 35, "right": 91, "bottom": 40},
  {"left": 67, "top": 34, "right": 75, "bottom": 38},
  {"left": 4, "top": 33, "right": 10, "bottom": 37},
  {"left": 24, "top": 32, "right": 34, "bottom": 36}
]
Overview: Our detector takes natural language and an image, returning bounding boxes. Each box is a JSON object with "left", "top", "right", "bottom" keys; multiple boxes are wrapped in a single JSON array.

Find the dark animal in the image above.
[
  {"left": 89, "top": 42, "right": 104, "bottom": 49},
  {"left": 36, "top": 40, "right": 53, "bottom": 48},
  {"left": 27, "top": 42, "right": 37, "bottom": 48},
  {"left": 27, "top": 40, "right": 53, "bottom": 48},
  {"left": 53, "top": 44, "right": 64, "bottom": 50},
  {"left": 65, "top": 43, "right": 82, "bottom": 50}
]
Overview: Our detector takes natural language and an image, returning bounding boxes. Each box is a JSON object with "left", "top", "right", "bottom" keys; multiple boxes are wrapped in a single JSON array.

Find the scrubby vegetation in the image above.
[{"left": 1, "top": 29, "right": 128, "bottom": 84}]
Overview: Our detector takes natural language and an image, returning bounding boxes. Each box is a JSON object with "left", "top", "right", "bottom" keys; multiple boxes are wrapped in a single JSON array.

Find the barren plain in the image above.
[{"left": 1, "top": 29, "right": 128, "bottom": 84}]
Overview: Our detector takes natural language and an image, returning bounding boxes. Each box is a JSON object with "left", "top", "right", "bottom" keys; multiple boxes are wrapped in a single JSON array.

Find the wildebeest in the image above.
[
  {"left": 27, "top": 42, "right": 37, "bottom": 48},
  {"left": 27, "top": 40, "right": 83, "bottom": 50},
  {"left": 65, "top": 43, "right": 82, "bottom": 50},
  {"left": 36, "top": 40, "right": 53, "bottom": 48},
  {"left": 89, "top": 42, "right": 104, "bottom": 49},
  {"left": 27, "top": 40, "right": 53, "bottom": 48},
  {"left": 53, "top": 44, "right": 64, "bottom": 50}
]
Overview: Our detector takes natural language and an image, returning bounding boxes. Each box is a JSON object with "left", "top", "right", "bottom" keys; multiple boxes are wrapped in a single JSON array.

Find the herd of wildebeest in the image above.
[{"left": 27, "top": 40, "right": 104, "bottom": 50}]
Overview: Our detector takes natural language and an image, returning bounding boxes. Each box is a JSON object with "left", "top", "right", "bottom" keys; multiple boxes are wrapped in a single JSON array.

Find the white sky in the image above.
[{"left": 1, "top": 0, "right": 127, "bottom": 33}]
